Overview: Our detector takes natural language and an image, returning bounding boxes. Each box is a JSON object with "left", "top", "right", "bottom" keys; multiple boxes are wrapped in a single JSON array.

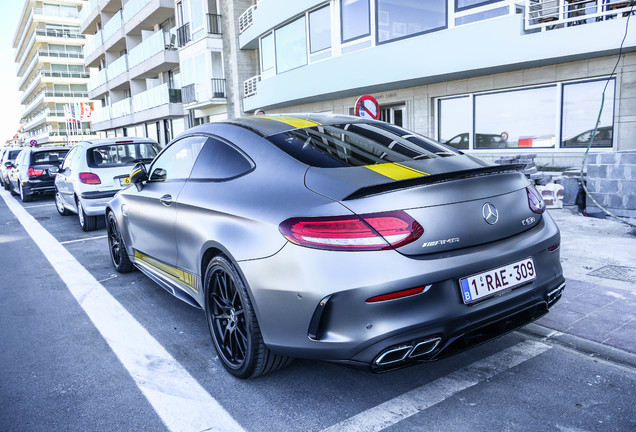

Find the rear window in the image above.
[
  {"left": 266, "top": 122, "right": 459, "bottom": 168},
  {"left": 31, "top": 150, "right": 68, "bottom": 165},
  {"left": 7, "top": 150, "right": 21, "bottom": 160},
  {"left": 87, "top": 142, "right": 160, "bottom": 168}
]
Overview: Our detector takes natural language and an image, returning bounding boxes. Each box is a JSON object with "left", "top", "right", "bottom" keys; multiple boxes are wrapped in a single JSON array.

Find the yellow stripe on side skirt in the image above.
[{"left": 365, "top": 163, "right": 429, "bottom": 180}]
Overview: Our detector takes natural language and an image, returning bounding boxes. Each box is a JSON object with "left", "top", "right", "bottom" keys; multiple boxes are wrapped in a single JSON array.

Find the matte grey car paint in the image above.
[{"left": 107, "top": 114, "right": 564, "bottom": 369}]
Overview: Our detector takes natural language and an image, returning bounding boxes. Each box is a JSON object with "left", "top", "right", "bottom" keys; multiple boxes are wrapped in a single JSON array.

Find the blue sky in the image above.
[{"left": 1, "top": 1, "right": 27, "bottom": 144}]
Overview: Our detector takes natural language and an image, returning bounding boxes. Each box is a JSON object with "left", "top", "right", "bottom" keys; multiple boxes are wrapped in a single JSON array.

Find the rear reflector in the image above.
[
  {"left": 366, "top": 286, "right": 426, "bottom": 303},
  {"left": 79, "top": 172, "right": 101, "bottom": 185},
  {"left": 279, "top": 211, "right": 423, "bottom": 251},
  {"left": 548, "top": 242, "right": 560, "bottom": 252}
]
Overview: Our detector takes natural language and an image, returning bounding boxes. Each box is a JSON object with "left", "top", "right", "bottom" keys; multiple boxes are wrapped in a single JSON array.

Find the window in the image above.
[
  {"left": 189, "top": 138, "right": 254, "bottom": 180},
  {"left": 341, "top": 0, "right": 370, "bottom": 43},
  {"left": 438, "top": 96, "right": 471, "bottom": 149},
  {"left": 261, "top": 33, "right": 274, "bottom": 72},
  {"left": 275, "top": 17, "right": 307, "bottom": 73},
  {"left": 149, "top": 135, "right": 206, "bottom": 181},
  {"left": 561, "top": 79, "right": 614, "bottom": 148},
  {"left": 377, "top": 0, "right": 446, "bottom": 44},
  {"left": 455, "top": 0, "right": 502, "bottom": 11},
  {"left": 309, "top": 5, "right": 331, "bottom": 53},
  {"left": 87, "top": 142, "right": 160, "bottom": 168},
  {"left": 475, "top": 86, "right": 557, "bottom": 149}
]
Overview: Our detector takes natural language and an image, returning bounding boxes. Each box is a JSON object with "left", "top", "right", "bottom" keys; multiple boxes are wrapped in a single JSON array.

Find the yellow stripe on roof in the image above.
[
  {"left": 259, "top": 115, "right": 322, "bottom": 129},
  {"left": 365, "top": 163, "right": 430, "bottom": 180}
]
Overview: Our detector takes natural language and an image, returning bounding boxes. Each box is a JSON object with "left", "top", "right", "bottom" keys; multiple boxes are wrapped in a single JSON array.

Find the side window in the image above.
[
  {"left": 189, "top": 138, "right": 254, "bottom": 180},
  {"left": 61, "top": 147, "right": 77, "bottom": 170},
  {"left": 149, "top": 135, "right": 206, "bottom": 182}
]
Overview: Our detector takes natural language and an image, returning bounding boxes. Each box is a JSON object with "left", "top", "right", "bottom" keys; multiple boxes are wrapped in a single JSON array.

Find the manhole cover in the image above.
[
  {"left": 587, "top": 265, "right": 636, "bottom": 282},
  {"left": 35, "top": 216, "right": 51, "bottom": 222}
]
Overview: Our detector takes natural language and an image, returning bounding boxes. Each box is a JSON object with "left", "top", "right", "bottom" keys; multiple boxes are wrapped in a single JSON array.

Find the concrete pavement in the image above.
[{"left": 524, "top": 208, "right": 636, "bottom": 367}]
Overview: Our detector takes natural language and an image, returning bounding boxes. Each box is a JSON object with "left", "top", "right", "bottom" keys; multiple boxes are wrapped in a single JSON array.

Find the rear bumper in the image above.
[
  {"left": 22, "top": 180, "right": 55, "bottom": 195},
  {"left": 238, "top": 213, "right": 563, "bottom": 367}
]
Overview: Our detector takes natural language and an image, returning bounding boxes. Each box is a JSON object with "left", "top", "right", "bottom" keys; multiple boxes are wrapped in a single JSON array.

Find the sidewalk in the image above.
[{"left": 526, "top": 208, "right": 636, "bottom": 365}]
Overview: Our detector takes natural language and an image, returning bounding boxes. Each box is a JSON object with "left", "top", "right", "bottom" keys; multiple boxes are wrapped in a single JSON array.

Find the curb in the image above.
[{"left": 519, "top": 323, "right": 636, "bottom": 370}]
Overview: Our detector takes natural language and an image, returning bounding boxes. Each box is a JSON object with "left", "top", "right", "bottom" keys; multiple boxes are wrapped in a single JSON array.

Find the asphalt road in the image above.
[{"left": 1, "top": 190, "right": 635, "bottom": 432}]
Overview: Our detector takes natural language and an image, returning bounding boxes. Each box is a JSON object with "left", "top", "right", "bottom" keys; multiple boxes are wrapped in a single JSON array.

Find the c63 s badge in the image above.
[
  {"left": 422, "top": 237, "right": 460, "bottom": 248},
  {"left": 522, "top": 216, "right": 536, "bottom": 226}
]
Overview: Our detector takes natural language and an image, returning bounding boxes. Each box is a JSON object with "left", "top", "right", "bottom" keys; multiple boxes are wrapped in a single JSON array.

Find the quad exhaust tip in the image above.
[
  {"left": 547, "top": 283, "right": 565, "bottom": 307},
  {"left": 374, "top": 337, "right": 442, "bottom": 366}
]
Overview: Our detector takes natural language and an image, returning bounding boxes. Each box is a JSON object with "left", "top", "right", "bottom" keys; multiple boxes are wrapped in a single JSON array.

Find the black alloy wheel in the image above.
[
  {"left": 107, "top": 212, "right": 134, "bottom": 273},
  {"left": 204, "top": 256, "right": 292, "bottom": 379}
]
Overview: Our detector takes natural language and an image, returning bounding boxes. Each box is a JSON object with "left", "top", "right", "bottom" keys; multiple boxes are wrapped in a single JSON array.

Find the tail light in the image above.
[
  {"left": 79, "top": 172, "right": 101, "bottom": 184},
  {"left": 279, "top": 211, "right": 423, "bottom": 251},
  {"left": 28, "top": 167, "right": 44, "bottom": 177},
  {"left": 526, "top": 185, "right": 545, "bottom": 214}
]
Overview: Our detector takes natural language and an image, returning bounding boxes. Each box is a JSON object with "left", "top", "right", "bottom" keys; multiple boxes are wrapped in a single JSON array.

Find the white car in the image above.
[{"left": 54, "top": 138, "right": 160, "bottom": 231}]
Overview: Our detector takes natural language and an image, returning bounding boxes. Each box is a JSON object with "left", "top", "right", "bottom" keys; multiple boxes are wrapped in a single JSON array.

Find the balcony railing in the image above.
[
  {"left": 123, "top": 0, "right": 152, "bottom": 23},
  {"left": 79, "top": 0, "right": 99, "bottom": 24},
  {"left": 132, "top": 83, "right": 181, "bottom": 113},
  {"left": 182, "top": 83, "right": 197, "bottom": 104},
  {"left": 83, "top": 30, "right": 103, "bottom": 58},
  {"left": 37, "top": 49, "right": 84, "bottom": 59},
  {"left": 211, "top": 78, "right": 226, "bottom": 98},
  {"left": 33, "top": 7, "right": 80, "bottom": 19},
  {"left": 41, "top": 70, "right": 89, "bottom": 79},
  {"left": 177, "top": 23, "right": 191, "bottom": 47},
  {"left": 35, "top": 28, "right": 85, "bottom": 39},
  {"left": 525, "top": 0, "right": 635, "bottom": 30},
  {"left": 88, "top": 68, "right": 108, "bottom": 92},
  {"left": 208, "top": 14, "right": 222, "bottom": 34},
  {"left": 244, "top": 75, "right": 260, "bottom": 98},
  {"left": 107, "top": 54, "right": 128, "bottom": 80},
  {"left": 103, "top": 10, "right": 123, "bottom": 42},
  {"left": 129, "top": 31, "right": 173, "bottom": 69},
  {"left": 112, "top": 98, "right": 132, "bottom": 119},
  {"left": 239, "top": 5, "right": 256, "bottom": 34}
]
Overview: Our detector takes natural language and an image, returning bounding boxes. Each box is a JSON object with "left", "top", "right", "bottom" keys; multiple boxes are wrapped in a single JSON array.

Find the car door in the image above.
[
  {"left": 125, "top": 135, "right": 207, "bottom": 266},
  {"left": 56, "top": 146, "right": 79, "bottom": 209},
  {"left": 11, "top": 150, "right": 28, "bottom": 190}
]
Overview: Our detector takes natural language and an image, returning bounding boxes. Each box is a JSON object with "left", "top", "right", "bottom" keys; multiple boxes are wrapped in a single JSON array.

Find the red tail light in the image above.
[
  {"left": 79, "top": 172, "right": 101, "bottom": 184},
  {"left": 366, "top": 286, "right": 427, "bottom": 303},
  {"left": 526, "top": 185, "right": 546, "bottom": 214},
  {"left": 279, "top": 211, "right": 423, "bottom": 251},
  {"left": 28, "top": 167, "right": 44, "bottom": 177}
]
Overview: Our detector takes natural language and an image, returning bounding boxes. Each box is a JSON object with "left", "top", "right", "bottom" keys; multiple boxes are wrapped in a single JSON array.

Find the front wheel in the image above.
[
  {"left": 107, "top": 212, "right": 134, "bottom": 273},
  {"left": 204, "top": 256, "right": 292, "bottom": 379}
]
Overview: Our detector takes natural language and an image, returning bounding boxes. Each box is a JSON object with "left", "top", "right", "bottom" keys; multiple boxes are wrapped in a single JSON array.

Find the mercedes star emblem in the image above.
[{"left": 482, "top": 202, "right": 499, "bottom": 225}]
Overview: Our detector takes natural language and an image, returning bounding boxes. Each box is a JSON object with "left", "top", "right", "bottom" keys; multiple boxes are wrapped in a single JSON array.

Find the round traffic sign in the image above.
[
  {"left": 354, "top": 95, "right": 380, "bottom": 120},
  {"left": 30, "top": 140, "right": 37, "bottom": 146}
]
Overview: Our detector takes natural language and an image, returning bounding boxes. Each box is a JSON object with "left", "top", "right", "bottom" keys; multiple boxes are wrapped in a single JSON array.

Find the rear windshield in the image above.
[
  {"left": 266, "top": 122, "right": 459, "bottom": 168},
  {"left": 6, "top": 150, "right": 21, "bottom": 160},
  {"left": 31, "top": 150, "right": 68, "bottom": 165},
  {"left": 87, "top": 142, "right": 160, "bottom": 168}
]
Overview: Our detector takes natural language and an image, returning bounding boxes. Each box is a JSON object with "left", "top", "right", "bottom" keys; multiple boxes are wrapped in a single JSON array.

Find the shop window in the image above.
[
  {"left": 438, "top": 96, "right": 471, "bottom": 149},
  {"left": 377, "top": 0, "right": 446, "bottom": 44},
  {"left": 341, "top": 0, "right": 370, "bottom": 43},
  {"left": 561, "top": 79, "right": 614, "bottom": 148},
  {"left": 275, "top": 17, "right": 307, "bottom": 73},
  {"left": 261, "top": 33, "right": 274, "bottom": 72},
  {"left": 456, "top": 0, "right": 503, "bottom": 12},
  {"left": 309, "top": 5, "right": 331, "bottom": 53}
]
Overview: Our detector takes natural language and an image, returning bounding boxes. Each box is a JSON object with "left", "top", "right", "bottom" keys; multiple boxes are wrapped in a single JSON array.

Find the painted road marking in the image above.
[
  {"left": 321, "top": 340, "right": 551, "bottom": 432},
  {"left": 60, "top": 235, "right": 107, "bottom": 245},
  {"left": 1, "top": 190, "right": 244, "bottom": 432},
  {"left": 23, "top": 203, "right": 56, "bottom": 208}
]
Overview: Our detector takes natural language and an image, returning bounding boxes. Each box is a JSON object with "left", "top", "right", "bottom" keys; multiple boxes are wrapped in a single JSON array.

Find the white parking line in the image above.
[
  {"left": 60, "top": 235, "right": 107, "bottom": 245},
  {"left": 321, "top": 340, "right": 551, "bottom": 432},
  {"left": 1, "top": 190, "right": 244, "bottom": 432},
  {"left": 23, "top": 203, "right": 56, "bottom": 208}
]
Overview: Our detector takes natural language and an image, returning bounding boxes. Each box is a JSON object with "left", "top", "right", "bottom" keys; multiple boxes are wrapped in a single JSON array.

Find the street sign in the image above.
[
  {"left": 354, "top": 95, "right": 380, "bottom": 120},
  {"left": 30, "top": 140, "right": 37, "bottom": 146}
]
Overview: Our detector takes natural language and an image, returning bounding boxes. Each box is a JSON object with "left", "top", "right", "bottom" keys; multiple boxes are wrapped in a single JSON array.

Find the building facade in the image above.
[
  {"left": 13, "top": 0, "right": 97, "bottom": 146},
  {"left": 237, "top": 0, "right": 636, "bottom": 168}
]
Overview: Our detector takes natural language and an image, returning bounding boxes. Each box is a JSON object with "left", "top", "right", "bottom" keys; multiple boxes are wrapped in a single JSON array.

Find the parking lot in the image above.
[{"left": 1, "top": 189, "right": 635, "bottom": 432}]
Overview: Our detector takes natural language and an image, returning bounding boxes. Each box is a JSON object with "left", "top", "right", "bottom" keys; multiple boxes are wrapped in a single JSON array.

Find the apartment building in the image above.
[
  {"left": 79, "top": 0, "right": 188, "bottom": 145},
  {"left": 13, "top": 0, "right": 97, "bottom": 146},
  {"left": 237, "top": 0, "right": 636, "bottom": 168}
]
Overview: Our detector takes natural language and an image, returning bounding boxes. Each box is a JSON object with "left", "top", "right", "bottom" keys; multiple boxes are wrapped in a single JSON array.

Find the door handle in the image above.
[{"left": 160, "top": 194, "right": 173, "bottom": 206}]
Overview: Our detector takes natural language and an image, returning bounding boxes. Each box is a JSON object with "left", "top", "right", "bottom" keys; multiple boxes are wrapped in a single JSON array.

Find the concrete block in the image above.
[
  {"left": 523, "top": 65, "right": 557, "bottom": 85},
  {"left": 446, "top": 79, "right": 467, "bottom": 95},
  {"left": 621, "top": 97, "right": 636, "bottom": 116},
  {"left": 605, "top": 194, "right": 623, "bottom": 208},
  {"left": 599, "top": 179, "right": 619, "bottom": 193},
  {"left": 586, "top": 164, "right": 607, "bottom": 179},
  {"left": 619, "top": 179, "right": 636, "bottom": 195},
  {"left": 493, "top": 71, "right": 523, "bottom": 89},
  {"left": 618, "top": 152, "right": 636, "bottom": 165},
  {"left": 624, "top": 194, "right": 636, "bottom": 210},
  {"left": 556, "top": 61, "right": 588, "bottom": 80},
  {"left": 600, "top": 153, "right": 617, "bottom": 164}
]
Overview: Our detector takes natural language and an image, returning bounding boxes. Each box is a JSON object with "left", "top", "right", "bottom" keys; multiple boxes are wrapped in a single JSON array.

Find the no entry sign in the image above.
[{"left": 354, "top": 95, "right": 380, "bottom": 120}]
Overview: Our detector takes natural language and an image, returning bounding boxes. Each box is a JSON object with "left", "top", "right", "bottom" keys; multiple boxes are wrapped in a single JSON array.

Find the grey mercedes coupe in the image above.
[{"left": 106, "top": 114, "right": 565, "bottom": 378}]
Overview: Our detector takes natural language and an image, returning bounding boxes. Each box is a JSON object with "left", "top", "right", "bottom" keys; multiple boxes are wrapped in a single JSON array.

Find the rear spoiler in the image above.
[{"left": 344, "top": 164, "right": 526, "bottom": 201}]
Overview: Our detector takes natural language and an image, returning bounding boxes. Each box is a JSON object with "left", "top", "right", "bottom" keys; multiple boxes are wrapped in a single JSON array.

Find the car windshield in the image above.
[
  {"left": 32, "top": 150, "right": 68, "bottom": 165},
  {"left": 87, "top": 142, "right": 160, "bottom": 168},
  {"left": 266, "top": 122, "right": 459, "bottom": 168},
  {"left": 7, "top": 150, "right": 21, "bottom": 160}
]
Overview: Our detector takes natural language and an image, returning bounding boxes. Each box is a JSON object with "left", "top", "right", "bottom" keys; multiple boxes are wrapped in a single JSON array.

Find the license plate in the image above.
[
  {"left": 459, "top": 257, "right": 536, "bottom": 304},
  {"left": 119, "top": 177, "right": 131, "bottom": 186}
]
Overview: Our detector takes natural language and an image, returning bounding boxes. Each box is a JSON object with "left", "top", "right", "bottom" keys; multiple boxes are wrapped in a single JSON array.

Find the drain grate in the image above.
[
  {"left": 587, "top": 265, "right": 636, "bottom": 282},
  {"left": 35, "top": 216, "right": 51, "bottom": 222}
]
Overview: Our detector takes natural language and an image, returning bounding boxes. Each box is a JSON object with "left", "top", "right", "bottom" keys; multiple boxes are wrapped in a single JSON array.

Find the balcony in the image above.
[
  {"left": 211, "top": 78, "right": 226, "bottom": 98},
  {"left": 181, "top": 79, "right": 226, "bottom": 108},
  {"left": 177, "top": 23, "right": 191, "bottom": 47},
  {"left": 111, "top": 98, "right": 132, "bottom": 119},
  {"left": 40, "top": 70, "right": 89, "bottom": 79},
  {"left": 525, "top": 0, "right": 635, "bottom": 30},
  {"left": 83, "top": 31, "right": 104, "bottom": 67},
  {"left": 103, "top": 11, "right": 124, "bottom": 49},
  {"left": 208, "top": 14, "right": 222, "bottom": 35},
  {"left": 35, "top": 28, "right": 85, "bottom": 39},
  {"left": 37, "top": 49, "right": 84, "bottom": 60},
  {"left": 123, "top": 0, "right": 176, "bottom": 34},
  {"left": 243, "top": 75, "right": 260, "bottom": 98},
  {"left": 182, "top": 84, "right": 196, "bottom": 104},
  {"left": 79, "top": 0, "right": 100, "bottom": 32},
  {"left": 107, "top": 54, "right": 129, "bottom": 87},
  {"left": 33, "top": 7, "right": 80, "bottom": 20},
  {"left": 238, "top": 4, "right": 256, "bottom": 34},
  {"left": 88, "top": 68, "right": 108, "bottom": 97},
  {"left": 132, "top": 83, "right": 181, "bottom": 113}
]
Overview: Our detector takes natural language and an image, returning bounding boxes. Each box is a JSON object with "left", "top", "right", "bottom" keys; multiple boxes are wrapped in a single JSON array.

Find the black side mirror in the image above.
[{"left": 130, "top": 162, "right": 148, "bottom": 191}]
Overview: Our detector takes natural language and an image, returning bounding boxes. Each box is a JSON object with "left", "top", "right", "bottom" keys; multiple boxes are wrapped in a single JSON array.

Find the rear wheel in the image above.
[
  {"left": 2, "top": 178, "right": 9, "bottom": 191},
  {"left": 77, "top": 198, "right": 98, "bottom": 231},
  {"left": 9, "top": 181, "right": 18, "bottom": 196},
  {"left": 55, "top": 189, "right": 71, "bottom": 216},
  {"left": 19, "top": 182, "right": 32, "bottom": 202},
  {"left": 107, "top": 212, "right": 134, "bottom": 273},
  {"left": 204, "top": 256, "right": 292, "bottom": 378}
]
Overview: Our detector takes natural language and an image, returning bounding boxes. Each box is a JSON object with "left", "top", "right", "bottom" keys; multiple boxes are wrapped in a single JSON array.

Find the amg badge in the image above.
[{"left": 422, "top": 237, "right": 460, "bottom": 248}]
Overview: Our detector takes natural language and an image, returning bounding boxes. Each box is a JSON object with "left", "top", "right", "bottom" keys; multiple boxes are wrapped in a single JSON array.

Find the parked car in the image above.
[
  {"left": 7, "top": 147, "right": 68, "bottom": 202},
  {"left": 106, "top": 114, "right": 564, "bottom": 378},
  {"left": 54, "top": 138, "right": 160, "bottom": 231},
  {"left": 562, "top": 126, "right": 612, "bottom": 148},
  {"left": 445, "top": 133, "right": 508, "bottom": 149},
  {"left": 1, "top": 148, "right": 23, "bottom": 191}
]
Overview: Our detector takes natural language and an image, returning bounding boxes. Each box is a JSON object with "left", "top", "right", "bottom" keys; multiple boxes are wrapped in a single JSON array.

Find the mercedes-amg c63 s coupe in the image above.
[{"left": 106, "top": 114, "right": 565, "bottom": 378}]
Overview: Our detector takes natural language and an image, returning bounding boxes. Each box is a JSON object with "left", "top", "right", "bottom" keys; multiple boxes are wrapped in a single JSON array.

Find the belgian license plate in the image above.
[
  {"left": 459, "top": 258, "right": 536, "bottom": 304},
  {"left": 119, "top": 177, "right": 131, "bottom": 186}
]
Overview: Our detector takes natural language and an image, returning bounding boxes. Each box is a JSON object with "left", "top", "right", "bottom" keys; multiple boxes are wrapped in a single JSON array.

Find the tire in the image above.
[
  {"left": 107, "top": 211, "right": 134, "bottom": 273},
  {"left": 204, "top": 256, "right": 292, "bottom": 379},
  {"left": 77, "top": 198, "right": 98, "bottom": 231},
  {"left": 9, "top": 182, "right": 18, "bottom": 196},
  {"left": 2, "top": 179, "right": 9, "bottom": 191},
  {"left": 19, "top": 182, "right": 32, "bottom": 202},
  {"left": 55, "top": 190, "right": 72, "bottom": 216}
]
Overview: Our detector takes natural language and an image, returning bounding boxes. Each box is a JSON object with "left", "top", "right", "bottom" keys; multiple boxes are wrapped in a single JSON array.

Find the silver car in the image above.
[
  {"left": 106, "top": 114, "right": 565, "bottom": 378},
  {"left": 54, "top": 138, "right": 160, "bottom": 231}
]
